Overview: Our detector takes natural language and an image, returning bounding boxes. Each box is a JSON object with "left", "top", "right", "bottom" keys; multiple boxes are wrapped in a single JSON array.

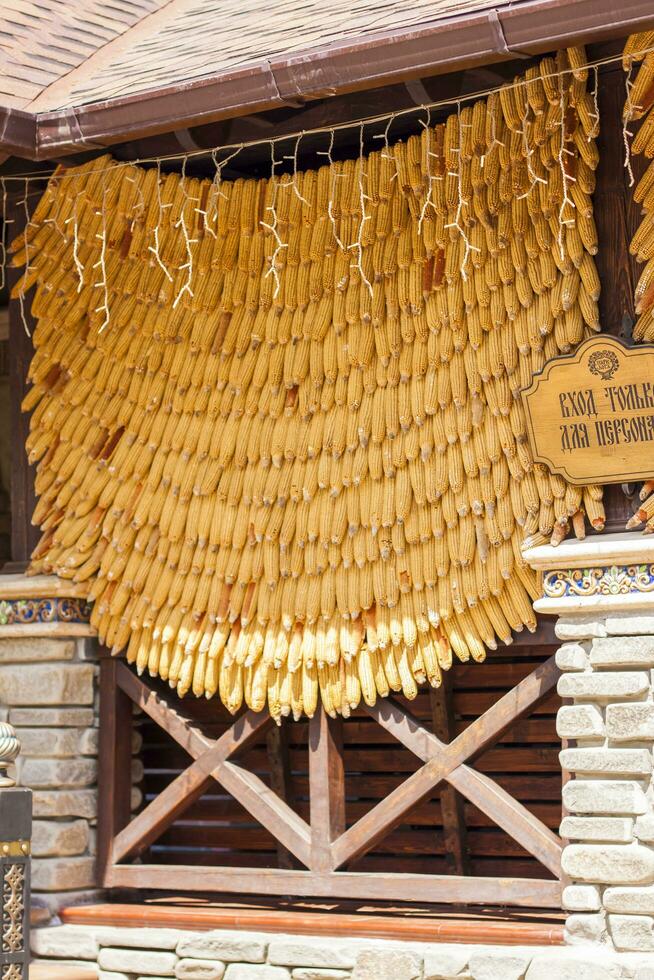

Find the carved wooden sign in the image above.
[{"left": 522, "top": 336, "right": 654, "bottom": 485}]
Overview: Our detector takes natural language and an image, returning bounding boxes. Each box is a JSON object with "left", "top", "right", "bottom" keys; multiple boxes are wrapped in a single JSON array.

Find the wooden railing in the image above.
[{"left": 97, "top": 650, "right": 563, "bottom": 909}]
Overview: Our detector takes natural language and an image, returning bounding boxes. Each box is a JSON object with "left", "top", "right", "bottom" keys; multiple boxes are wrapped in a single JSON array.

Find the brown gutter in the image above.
[
  {"left": 0, "top": 106, "right": 37, "bottom": 159},
  {"left": 4, "top": 0, "right": 654, "bottom": 160}
]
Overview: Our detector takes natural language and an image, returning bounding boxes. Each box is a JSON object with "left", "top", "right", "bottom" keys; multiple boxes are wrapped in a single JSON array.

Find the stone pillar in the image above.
[
  {"left": 525, "top": 531, "right": 654, "bottom": 953},
  {"left": 0, "top": 581, "right": 143, "bottom": 914}
]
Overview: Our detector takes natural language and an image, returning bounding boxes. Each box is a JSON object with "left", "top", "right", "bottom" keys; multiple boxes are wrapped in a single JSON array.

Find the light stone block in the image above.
[
  {"left": 292, "top": 971, "right": 351, "bottom": 980},
  {"left": 94, "top": 926, "right": 184, "bottom": 950},
  {"left": 351, "top": 949, "right": 422, "bottom": 980},
  {"left": 31, "top": 925, "right": 99, "bottom": 959},
  {"left": 559, "top": 747, "right": 652, "bottom": 777},
  {"left": 560, "top": 816, "right": 634, "bottom": 843},
  {"left": 605, "top": 885, "right": 654, "bottom": 913},
  {"left": 608, "top": 913, "right": 654, "bottom": 951},
  {"left": 176, "top": 932, "right": 267, "bottom": 963},
  {"left": 423, "top": 947, "right": 470, "bottom": 979},
  {"left": 18, "top": 727, "right": 81, "bottom": 757},
  {"left": 606, "top": 614, "right": 654, "bottom": 635},
  {"left": 224, "top": 968, "right": 290, "bottom": 980},
  {"left": 562, "top": 780, "right": 649, "bottom": 815},
  {"left": 557, "top": 705, "right": 605, "bottom": 739},
  {"left": 0, "top": 663, "right": 95, "bottom": 705},
  {"left": 555, "top": 643, "right": 589, "bottom": 672},
  {"left": 31, "top": 959, "right": 99, "bottom": 975},
  {"left": 562, "top": 884, "right": 602, "bottom": 911},
  {"left": 557, "top": 672, "right": 650, "bottom": 701},
  {"left": 99, "top": 973, "right": 130, "bottom": 980},
  {"left": 561, "top": 843, "right": 654, "bottom": 884},
  {"left": 636, "top": 815, "right": 654, "bottom": 843},
  {"left": 31, "top": 855, "right": 96, "bottom": 891},
  {"left": 32, "top": 818, "right": 89, "bottom": 856},
  {"left": 20, "top": 757, "right": 98, "bottom": 789},
  {"left": 555, "top": 617, "right": 608, "bottom": 640},
  {"left": 268, "top": 939, "right": 356, "bottom": 969},
  {"left": 33, "top": 788, "right": 97, "bottom": 819},
  {"left": 606, "top": 703, "right": 654, "bottom": 741},
  {"left": 526, "top": 952, "right": 626, "bottom": 980},
  {"left": 9, "top": 707, "right": 95, "bottom": 727},
  {"left": 591, "top": 636, "right": 654, "bottom": 667},
  {"left": 80, "top": 728, "right": 100, "bottom": 755},
  {"left": 563, "top": 913, "right": 607, "bottom": 945},
  {"left": 0, "top": 638, "right": 75, "bottom": 661},
  {"left": 468, "top": 949, "right": 531, "bottom": 979},
  {"left": 98, "top": 948, "right": 178, "bottom": 976},
  {"left": 175, "top": 960, "right": 226, "bottom": 979}
]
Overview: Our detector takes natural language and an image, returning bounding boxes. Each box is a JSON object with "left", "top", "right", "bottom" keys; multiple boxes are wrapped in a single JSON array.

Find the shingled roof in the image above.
[{"left": 1, "top": 0, "right": 654, "bottom": 159}]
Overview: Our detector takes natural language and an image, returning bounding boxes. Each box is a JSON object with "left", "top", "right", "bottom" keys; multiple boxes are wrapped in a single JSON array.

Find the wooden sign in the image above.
[{"left": 522, "top": 336, "right": 654, "bottom": 485}]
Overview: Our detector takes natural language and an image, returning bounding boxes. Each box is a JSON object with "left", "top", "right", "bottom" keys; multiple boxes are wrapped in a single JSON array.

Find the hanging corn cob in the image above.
[{"left": 11, "top": 47, "right": 603, "bottom": 720}]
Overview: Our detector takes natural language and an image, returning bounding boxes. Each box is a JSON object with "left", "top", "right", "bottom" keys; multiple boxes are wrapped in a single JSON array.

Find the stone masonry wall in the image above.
[
  {"left": 0, "top": 636, "right": 142, "bottom": 912},
  {"left": 556, "top": 611, "right": 654, "bottom": 952},
  {"left": 27, "top": 923, "right": 654, "bottom": 980}
]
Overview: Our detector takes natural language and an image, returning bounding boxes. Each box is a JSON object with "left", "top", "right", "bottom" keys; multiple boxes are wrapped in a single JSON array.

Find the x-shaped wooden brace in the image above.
[
  {"left": 111, "top": 654, "right": 561, "bottom": 877},
  {"left": 111, "top": 663, "right": 311, "bottom": 868}
]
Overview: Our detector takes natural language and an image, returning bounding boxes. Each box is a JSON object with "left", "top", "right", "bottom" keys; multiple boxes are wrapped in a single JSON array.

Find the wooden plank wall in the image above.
[{"left": 138, "top": 627, "right": 560, "bottom": 881}]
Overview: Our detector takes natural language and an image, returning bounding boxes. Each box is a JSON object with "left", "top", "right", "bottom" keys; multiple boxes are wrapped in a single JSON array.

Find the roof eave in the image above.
[{"left": 3, "top": 0, "right": 654, "bottom": 161}]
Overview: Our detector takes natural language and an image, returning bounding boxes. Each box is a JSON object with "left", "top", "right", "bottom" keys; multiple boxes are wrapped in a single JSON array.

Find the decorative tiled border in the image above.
[
  {"left": 0, "top": 597, "right": 92, "bottom": 626},
  {"left": 543, "top": 564, "right": 654, "bottom": 599}
]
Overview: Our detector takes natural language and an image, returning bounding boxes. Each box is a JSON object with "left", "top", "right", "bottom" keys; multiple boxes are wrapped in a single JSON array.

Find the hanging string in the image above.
[
  {"left": 445, "top": 102, "right": 477, "bottom": 282},
  {"left": 317, "top": 128, "right": 346, "bottom": 252},
  {"left": 148, "top": 159, "right": 173, "bottom": 282},
  {"left": 354, "top": 122, "right": 373, "bottom": 296},
  {"left": 173, "top": 157, "right": 197, "bottom": 309},
  {"left": 589, "top": 64, "right": 600, "bottom": 141},
  {"left": 93, "top": 169, "right": 111, "bottom": 332},
  {"left": 70, "top": 179, "right": 85, "bottom": 293},
  {"left": 262, "top": 140, "right": 287, "bottom": 299},
  {"left": 519, "top": 90, "right": 545, "bottom": 200},
  {"left": 287, "top": 133, "right": 309, "bottom": 205},
  {"left": 418, "top": 106, "right": 434, "bottom": 232},
  {"left": 623, "top": 60, "right": 636, "bottom": 188},
  {"left": 200, "top": 145, "right": 243, "bottom": 238},
  {"left": 557, "top": 69, "right": 575, "bottom": 262},
  {"left": 18, "top": 178, "right": 32, "bottom": 335}
]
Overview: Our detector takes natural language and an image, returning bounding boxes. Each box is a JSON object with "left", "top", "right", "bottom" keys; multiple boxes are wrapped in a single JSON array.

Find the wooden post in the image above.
[
  {"left": 266, "top": 724, "right": 294, "bottom": 869},
  {"left": 96, "top": 655, "right": 133, "bottom": 886},
  {"left": 429, "top": 676, "right": 469, "bottom": 876},
  {"left": 308, "top": 708, "right": 345, "bottom": 872}
]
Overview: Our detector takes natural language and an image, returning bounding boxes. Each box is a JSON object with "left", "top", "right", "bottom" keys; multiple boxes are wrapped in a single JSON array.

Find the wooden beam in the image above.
[
  {"left": 110, "top": 704, "right": 273, "bottom": 865},
  {"left": 217, "top": 760, "right": 312, "bottom": 868},
  {"left": 447, "top": 766, "right": 562, "bottom": 877},
  {"left": 332, "top": 656, "right": 560, "bottom": 869},
  {"left": 116, "top": 662, "right": 212, "bottom": 759},
  {"left": 364, "top": 659, "right": 563, "bottom": 876},
  {"left": 96, "top": 657, "right": 133, "bottom": 886},
  {"left": 429, "top": 676, "right": 468, "bottom": 877},
  {"left": 330, "top": 755, "right": 448, "bottom": 869},
  {"left": 309, "top": 709, "right": 346, "bottom": 872},
  {"left": 108, "top": 863, "right": 562, "bottom": 908},
  {"left": 111, "top": 665, "right": 315, "bottom": 866},
  {"left": 266, "top": 724, "right": 294, "bottom": 869}
]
